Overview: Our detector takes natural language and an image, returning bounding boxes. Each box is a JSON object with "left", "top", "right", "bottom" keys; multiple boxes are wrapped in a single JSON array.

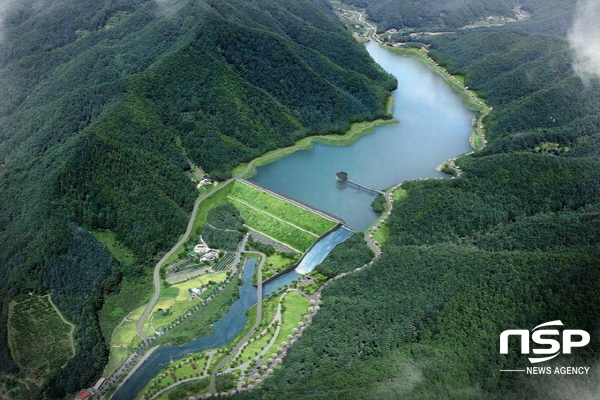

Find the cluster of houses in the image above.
[{"left": 192, "top": 239, "right": 218, "bottom": 262}]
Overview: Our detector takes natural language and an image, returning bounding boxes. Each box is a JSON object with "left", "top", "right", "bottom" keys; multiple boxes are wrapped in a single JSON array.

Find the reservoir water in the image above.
[
  {"left": 251, "top": 41, "right": 473, "bottom": 231},
  {"left": 112, "top": 41, "right": 473, "bottom": 399}
]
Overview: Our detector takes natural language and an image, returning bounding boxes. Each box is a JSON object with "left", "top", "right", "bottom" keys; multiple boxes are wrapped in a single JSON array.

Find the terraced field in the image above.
[{"left": 7, "top": 295, "right": 75, "bottom": 381}]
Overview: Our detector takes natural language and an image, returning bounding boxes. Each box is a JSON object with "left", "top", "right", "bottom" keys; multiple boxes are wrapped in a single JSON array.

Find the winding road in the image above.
[{"left": 134, "top": 117, "right": 390, "bottom": 341}]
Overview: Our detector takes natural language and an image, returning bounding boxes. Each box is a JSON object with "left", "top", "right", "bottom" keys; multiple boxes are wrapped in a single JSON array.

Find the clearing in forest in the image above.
[{"left": 7, "top": 295, "right": 75, "bottom": 384}]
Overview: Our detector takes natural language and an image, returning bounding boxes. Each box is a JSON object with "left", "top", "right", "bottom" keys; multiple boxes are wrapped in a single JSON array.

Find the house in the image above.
[
  {"left": 194, "top": 243, "right": 209, "bottom": 254},
  {"left": 93, "top": 378, "right": 106, "bottom": 390},
  {"left": 75, "top": 390, "right": 91, "bottom": 400},
  {"left": 201, "top": 251, "right": 218, "bottom": 261}
]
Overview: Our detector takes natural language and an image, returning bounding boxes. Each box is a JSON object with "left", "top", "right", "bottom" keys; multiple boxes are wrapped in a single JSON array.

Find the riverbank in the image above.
[
  {"left": 231, "top": 118, "right": 397, "bottom": 180},
  {"left": 385, "top": 46, "right": 491, "bottom": 151},
  {"left": 104, "top": 22, "right": 474, "bottom": 398}
]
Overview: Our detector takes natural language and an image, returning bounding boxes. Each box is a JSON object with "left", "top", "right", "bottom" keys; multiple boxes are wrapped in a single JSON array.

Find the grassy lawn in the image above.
[
  {"left": 7, "top": 295, "right": 75, "bottom": 383},
  {"left": 230, "top": 180, "right": 337, "bottom": 235},
  {"left": 144, "top": 272, "right": 227, "bottom": 334},
  {"left": 280, "top": 291, "right": 310, "bottom": 331},
  {"left": 373, "top": 223, "right": 390, "bottom": 248},
  {"left": 230, "top": 198, "right": 316, "bottom": 251},
  {"left": 266, "top": 254, "right": 296, "bottom": 271},
  {"left": 471, "top": 130, "right": 484, "bottom": 150},
  {"left": 393, "top": 187, "right": 407, "bottom": 201},
  {"left": 105, "top": 304, "right": 145, "bottom": 376},
  {"left": 454, "top": 74, "right": 466, "bottom": 84},
  {"left": 264, "top": 253, "right": 300, "bottom": 280}
]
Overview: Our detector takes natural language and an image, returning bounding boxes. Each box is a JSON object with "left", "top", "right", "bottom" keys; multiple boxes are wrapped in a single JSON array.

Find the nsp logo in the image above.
[{"left": 500, "top": 320, "right": 590, "bottom": 363}]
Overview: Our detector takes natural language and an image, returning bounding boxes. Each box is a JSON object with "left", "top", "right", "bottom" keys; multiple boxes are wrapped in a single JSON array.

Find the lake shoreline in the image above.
[{"left": 385, "top": 45, "right": 491, "bottom": 150}]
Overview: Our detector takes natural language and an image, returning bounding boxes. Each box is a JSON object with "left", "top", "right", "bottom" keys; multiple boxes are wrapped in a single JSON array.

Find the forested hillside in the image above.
[
  {"left": 341, "top": 0, "right": 576, "bottom": 33},
  {"left": 233, "top": 23, "right": 600, "bottom": 400},
  {"left": 0, "top": 0, "right": 395, "bottom": 397}
]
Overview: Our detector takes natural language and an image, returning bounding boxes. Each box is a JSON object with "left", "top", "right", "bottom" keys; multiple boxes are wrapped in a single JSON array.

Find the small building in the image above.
[
  {"left": 201, "top": 251, "right": 218, "bottom": 261},
  {"left": 191, "top": 287, "right": 202, "bottom": 297},
  {"left": 194, "top": 243, "right": 209, "bottom": 254},
  {"left": 93, "top": 378, "right": 106, "bottom": 390},
  {"left": 336, "top": 171, "right": 348, "bottom": 181},
  {"left": 76, "top": 390, "right": 91, "bottom": 400}
]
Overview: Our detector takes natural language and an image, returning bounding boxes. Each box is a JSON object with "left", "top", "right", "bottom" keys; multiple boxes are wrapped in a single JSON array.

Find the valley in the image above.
[{"left": 1, "top": 1, "right": 599, "bottom": 399}]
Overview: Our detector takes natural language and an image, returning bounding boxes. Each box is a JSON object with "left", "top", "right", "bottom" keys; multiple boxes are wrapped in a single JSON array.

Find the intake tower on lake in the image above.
[{"left": 336, "top": 171, "right": 384, "bottom": 195}]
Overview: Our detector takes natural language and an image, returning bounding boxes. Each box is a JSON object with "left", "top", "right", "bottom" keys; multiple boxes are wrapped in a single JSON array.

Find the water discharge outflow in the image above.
[
  {"left": 113, "top": 41, "right": 473, "bottom": 399},
  {"left": 295, "top": 226, "right": 354, "bottom": 274}
]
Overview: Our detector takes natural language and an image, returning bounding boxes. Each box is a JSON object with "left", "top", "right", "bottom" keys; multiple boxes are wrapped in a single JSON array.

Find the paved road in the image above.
[
  {"left": 134, "top": 125, "right": 378, "bottom": 340},
  {"left": 136, "top": 180, "right": 239, "bottom": 340}
]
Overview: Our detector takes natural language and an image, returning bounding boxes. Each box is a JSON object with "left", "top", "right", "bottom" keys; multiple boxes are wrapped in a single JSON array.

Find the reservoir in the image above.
[
  {"left": 251, "top": 41, "right": 473, "bottom": 231},
  {"left": 111, "top": 41, "right": 473, "bottom": 399}
]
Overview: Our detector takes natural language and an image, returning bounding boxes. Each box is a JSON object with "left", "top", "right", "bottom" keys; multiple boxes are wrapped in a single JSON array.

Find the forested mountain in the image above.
[
  {"left": 0, "top": 0, "right": 394, "bottom": 397},
  {"left": 341, "top": 0, "right": 576, "bottom": 33},
  {"left": 233, "top": 15, "right": 600, "bottom": 400}
]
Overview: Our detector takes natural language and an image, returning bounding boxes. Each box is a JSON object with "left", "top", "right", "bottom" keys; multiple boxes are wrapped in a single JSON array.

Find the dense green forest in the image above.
[
  {"left": 341, "top": 0, "right": 576, "bottom": 34},
  {"left": 202, "top": 204, "right": 245, "bottom": 251},
  {"left": 233, "top": 13, "right": 600, "bottom": 400},
  {"left": 0, "top": 0, "right": 394, "bottom": 397}
]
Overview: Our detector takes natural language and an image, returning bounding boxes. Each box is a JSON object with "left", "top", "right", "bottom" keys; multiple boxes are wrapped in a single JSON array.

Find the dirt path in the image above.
[{"left": 46, "top": 294, "right": 76, "bottom": 358}]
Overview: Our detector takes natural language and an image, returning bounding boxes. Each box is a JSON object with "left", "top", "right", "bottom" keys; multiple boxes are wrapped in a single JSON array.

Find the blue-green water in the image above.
[
  {"left": 251, "top": 41, "right": 473, "bottom": 231},
  {"left": 112, "top": 42, "right": 473, "bottom": 399},
  {"left": 112, "top": 226, "right": 352, "bottom": 399}
]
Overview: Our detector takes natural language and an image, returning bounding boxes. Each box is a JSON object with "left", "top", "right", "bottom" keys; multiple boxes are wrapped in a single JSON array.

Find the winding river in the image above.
[{"left": 112, "top": 41, "right": 472, "bottom": 399}]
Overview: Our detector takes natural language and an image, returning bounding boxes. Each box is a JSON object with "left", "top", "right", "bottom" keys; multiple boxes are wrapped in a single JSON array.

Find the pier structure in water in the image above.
[{"left": 335, "top": 171, "right": 384, "bottom": 195}]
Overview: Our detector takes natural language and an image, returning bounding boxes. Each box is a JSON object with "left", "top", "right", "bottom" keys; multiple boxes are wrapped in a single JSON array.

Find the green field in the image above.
[
  {"left": 230, "top": 181, "right": 337, "bottom": 234},
  {"left": 372, "top": 223, "right": 390, "bottom": 248},
  {"left": 138, "top": 353, "right": 212, "bottom": 400},
  {"left": 144, "top": 272, "right": 228, "bottom": 334},
  {"left": 260, "top": 253, "right": 301, "bottom": 283},
  {"left": 7, "top": 295, "right": 75, "bottom": 382},
  {"left": 278, "top": 291, "right": 311, "bottom": 339},
  {"left": 231, "top": 199, "right": 316, "bottom": 251},
  {"left": 228, "top": 180, "right": 336, "bottom": 251},
  {"left": 105, "top": 305, "right": 145, "bottom": 376}
]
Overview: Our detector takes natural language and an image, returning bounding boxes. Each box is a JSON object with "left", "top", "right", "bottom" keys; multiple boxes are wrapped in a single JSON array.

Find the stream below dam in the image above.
[{"left": 112, "top": 40, "right": 472, "bottom": 399}]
